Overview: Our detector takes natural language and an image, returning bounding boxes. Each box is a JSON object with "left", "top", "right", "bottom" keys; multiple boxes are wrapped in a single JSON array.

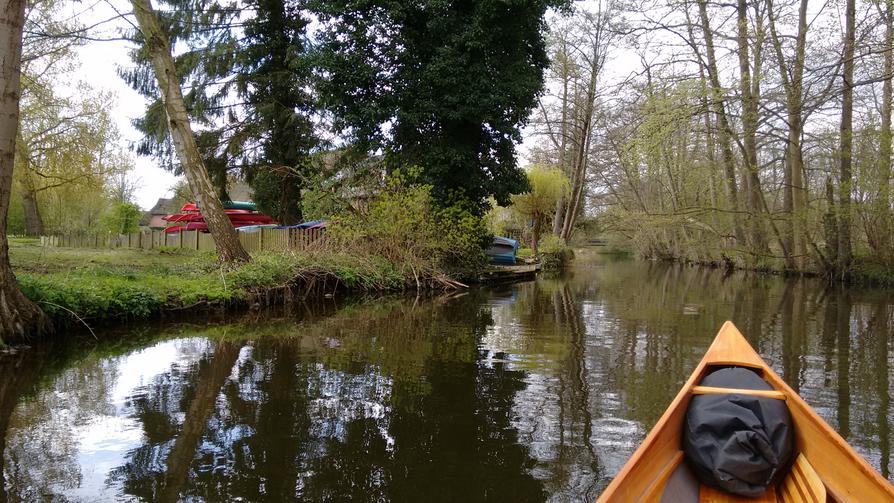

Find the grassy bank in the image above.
[{"left": 9, "top": 238, "right": 409, "bottom": 324}]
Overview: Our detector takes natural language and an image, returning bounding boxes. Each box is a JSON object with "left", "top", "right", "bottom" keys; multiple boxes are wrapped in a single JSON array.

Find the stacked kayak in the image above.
[{"left": 162, "top": 201, "right": 278, "bottom": 233}]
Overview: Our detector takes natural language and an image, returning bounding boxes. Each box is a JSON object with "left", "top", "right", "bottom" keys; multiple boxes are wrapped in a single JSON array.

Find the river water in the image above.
[{"left": 1, "top": 251, "right": 892, "bottom": 501}]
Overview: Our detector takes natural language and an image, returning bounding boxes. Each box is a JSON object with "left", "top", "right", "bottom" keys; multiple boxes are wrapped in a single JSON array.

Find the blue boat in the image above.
[
  {"left": 275, "top": 220, "right": 328, "bottom": 230},
  {"left": 236, "top": 224, "right": 279, "bottom": 233},
  {"left": 486, "top": 236, "right": 519, "bottom": 265}
]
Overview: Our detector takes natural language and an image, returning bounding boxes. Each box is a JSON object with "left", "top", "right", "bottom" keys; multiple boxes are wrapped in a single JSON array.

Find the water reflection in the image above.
[{"left": 1, "top": 254, "right": 892, "bottom": 501}]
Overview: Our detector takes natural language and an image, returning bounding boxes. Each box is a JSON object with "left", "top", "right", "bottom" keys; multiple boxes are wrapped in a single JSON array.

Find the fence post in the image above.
[{"left": 259, "top": 228, "right": 265, "bottom": 252}]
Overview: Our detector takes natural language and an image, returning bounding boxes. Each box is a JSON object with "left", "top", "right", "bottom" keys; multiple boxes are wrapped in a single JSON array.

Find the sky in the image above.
[
  {"left": 68, "top": 0, "right": 179, "bottom": 210},
  {"left": 66, "top": 0, "right": 556, "bottom": 212},
  {"left": 64, "top": 2, "right": 615, "bottom": 211}
]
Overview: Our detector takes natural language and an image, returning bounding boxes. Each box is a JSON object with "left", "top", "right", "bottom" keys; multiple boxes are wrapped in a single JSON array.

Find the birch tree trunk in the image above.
[
  {"left": 0, "top": 0, "right": 52, "bottom": 343},
  {"left": 131, "top": 0, "right": 250, "bottom": 264}
]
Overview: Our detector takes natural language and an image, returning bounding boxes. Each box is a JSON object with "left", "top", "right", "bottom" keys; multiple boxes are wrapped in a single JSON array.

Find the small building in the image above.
[{"left": 143, "top": 198, "right": 179, "bottom": 230}]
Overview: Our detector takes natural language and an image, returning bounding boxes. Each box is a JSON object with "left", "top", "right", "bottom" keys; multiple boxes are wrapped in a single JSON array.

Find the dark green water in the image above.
[{"left": 1, "top": 252, "right": 892, "bottom": 501}]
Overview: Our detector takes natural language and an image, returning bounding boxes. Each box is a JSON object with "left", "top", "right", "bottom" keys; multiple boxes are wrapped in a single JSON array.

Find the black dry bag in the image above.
[{"left": 682, "top": 367, "right": 794, "bottom": 497}]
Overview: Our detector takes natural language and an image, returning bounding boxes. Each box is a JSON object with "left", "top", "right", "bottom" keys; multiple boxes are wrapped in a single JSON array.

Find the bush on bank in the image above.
[
  {"left": 328, "top": 168, "right": 490, "bottom": 285},
  {"left": 538, "top": 233, "right": 574, "bottom": 271}
]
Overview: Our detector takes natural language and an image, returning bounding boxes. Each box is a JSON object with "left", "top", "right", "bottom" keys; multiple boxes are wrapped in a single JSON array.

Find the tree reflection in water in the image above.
[{"left": 0, "top": 255, "right": 891, "bottom": 501}]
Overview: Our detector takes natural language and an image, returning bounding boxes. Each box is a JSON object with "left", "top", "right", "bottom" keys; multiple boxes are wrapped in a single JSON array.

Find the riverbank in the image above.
[
  {"left": 645, "top": 252, "right": 894, "bottom": 288},
  {"left": 9, "top": 238, "right": 418, "bottom": 327}
]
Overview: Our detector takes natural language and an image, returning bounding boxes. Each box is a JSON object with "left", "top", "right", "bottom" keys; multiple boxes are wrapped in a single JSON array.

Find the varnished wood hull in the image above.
[{"left": 596, "top": 321, "right": 894, "bottom": 502}]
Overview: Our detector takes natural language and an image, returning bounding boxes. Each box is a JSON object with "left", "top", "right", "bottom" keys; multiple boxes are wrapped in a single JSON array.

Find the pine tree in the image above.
[{"left": 122, "top": 0, "right": 318, "bottom": 224}]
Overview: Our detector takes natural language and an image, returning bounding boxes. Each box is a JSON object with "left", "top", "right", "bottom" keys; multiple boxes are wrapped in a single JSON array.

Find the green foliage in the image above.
[
  {"left": 102, "top": 202, "right": 142, "bottom": 234},
  {"left": 5, "top": 189, "right": 25, "bottom": 235},
  {"left": 484, "top": 197, "right": 526, "bottom": 237},
  {"left": 313, "top": 0, "right": 567, "bottom": 211},
  {"left": 509, "top": 165, "right": 569, "bottom": 251},
  {"left": 123, "top": 0, "right": 317, "bottom": 224},
  {"left": 510, "top": 165, "right": 570, "bottom": 218},
  {"left": 539, "top": 233, "right": 574, "bottom": 271},
  {"left": 330, "top": 169, "right": 490, "bottom": 281}
]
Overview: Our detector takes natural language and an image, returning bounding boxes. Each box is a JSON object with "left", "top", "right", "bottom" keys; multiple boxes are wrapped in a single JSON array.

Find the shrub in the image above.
[
  {"left": 328, "top": 168, "right": 490, "bottom": 284},
  {"left": 539, "top": 233, "right": 574, "bottom": 270},
  {"left": 102, "top": 202, "right": 143, "bottom": 234}
]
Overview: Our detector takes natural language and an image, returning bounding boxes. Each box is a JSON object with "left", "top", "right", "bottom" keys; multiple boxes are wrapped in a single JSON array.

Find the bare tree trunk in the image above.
[
  {"left": 18, "top": 164, "right": 43, "bottom": 236},
  {"left": 560, "top": 42, "right": 599, "bottom": 242},
  {"left": 697, "top": 0, "right": 746, "bottom": 247},
  {"left": 20, "top": 191, "right": 42, "bottom": 236},
  {"left": 130, "top": 0, "right": 250, "bottom": 264},
  {"left": 768, "top": 0, "right": 809, "bottom": 271},
  {"left": 824, "top": 177, "right": 839, "bottom": 267},
  {"left": 736, "top": 0, "right": 768, "bottom": 256},
  {"left": 553, "top": 43, "right": 571, "bottom": 236},
  {"left": 532, "top": 213, "right": 542, "bottom": 254},
  {"left": 877, "top": 0, "right": 894, "bottom": 261},
  {"left": 0, "top": 0, "right": 52, "bottom": 344},
  {"left": 685, "top": 4, "right": 721, "bottom": 238},
  {"left": 837, "top": 0, "right": 855, "bottom": 273}
]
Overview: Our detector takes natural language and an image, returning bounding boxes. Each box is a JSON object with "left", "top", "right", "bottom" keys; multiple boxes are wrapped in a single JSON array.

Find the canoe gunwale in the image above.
[{"left": 594, "top": 321, "right": 894, "bottom": 503}]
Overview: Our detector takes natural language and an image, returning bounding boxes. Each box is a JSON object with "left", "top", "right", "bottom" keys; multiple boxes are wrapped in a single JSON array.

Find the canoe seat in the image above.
[
  {"left": 697, "top": 454, "right": 825, "bottom": 503},
  {"left": 699, "top": 485, "right": 777, "bottom": 502},
  {"left": 778, "top": 454, "right": 826, "bottom": 503},
  {"left": 690, "top": 385, "right": 786, "bottom": 400}
]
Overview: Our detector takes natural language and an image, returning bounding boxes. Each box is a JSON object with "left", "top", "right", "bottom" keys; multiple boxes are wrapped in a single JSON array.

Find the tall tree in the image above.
[
  {"left": 124, "top": 0, "right": 318, "bottom": 225},
  {"left": 837, "top": 0, "right": 856, "bottom": 272},
  {"left": 767, "top": 0, "right": 809, "bottom": 270},
  {"left": 736, "top": 0, "right": 769, "bottom": 255},
  {"left": 130, "top": 0, "right": 250, "bottom": 264},
  {"left": 238, "top": 0, "right": 317, "bottom": 224},
  {"left": 873, "top": 0, "right": 894, "bottom": 260},
  {"left": 16, "top": 86, "right": 123, "bottom": 236},
  {"left": 313, "top": 0, "right": 568, "bottom": 212},
  {"left": 0, "top": 0, "right": 52, "bottom": 342},
  {"left": 697, "top": 0, "right": 746, "bottom": 246}
]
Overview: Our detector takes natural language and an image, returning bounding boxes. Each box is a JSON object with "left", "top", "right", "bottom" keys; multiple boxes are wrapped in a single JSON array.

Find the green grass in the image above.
[{"left": 9, "top": 242, "right": 408, "bottom": 323}]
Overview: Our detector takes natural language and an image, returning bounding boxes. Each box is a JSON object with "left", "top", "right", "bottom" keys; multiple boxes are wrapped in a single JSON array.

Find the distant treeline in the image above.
[{"left": 528, "top": 0, "right": 894, "bottom": 278}]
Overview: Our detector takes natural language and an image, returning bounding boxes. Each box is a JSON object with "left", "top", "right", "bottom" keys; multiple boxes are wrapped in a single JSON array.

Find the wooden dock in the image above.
[{"left": 479, "top": 263, "right": 541, "bottom": 283}]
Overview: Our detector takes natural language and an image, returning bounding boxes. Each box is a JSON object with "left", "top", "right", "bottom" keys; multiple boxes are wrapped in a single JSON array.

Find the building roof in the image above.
[{"left": 148, "top": 197, "right": 179, "bottom": 215}]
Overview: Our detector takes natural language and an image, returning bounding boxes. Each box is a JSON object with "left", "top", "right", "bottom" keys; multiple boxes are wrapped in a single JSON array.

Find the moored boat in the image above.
[
  {"left": 486, "top": 236, "right": 519, "bottom": 265},
  {"left": 596, "top": 321, "right": 894, "bottom": 502}
]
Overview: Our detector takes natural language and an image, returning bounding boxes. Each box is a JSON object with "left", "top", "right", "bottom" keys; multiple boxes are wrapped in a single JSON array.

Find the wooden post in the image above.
[{"left": 259, "top": 227, "right": 265, "bottom": 252}]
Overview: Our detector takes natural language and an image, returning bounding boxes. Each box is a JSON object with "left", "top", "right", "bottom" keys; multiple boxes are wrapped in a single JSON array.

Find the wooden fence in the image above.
[{"left": 40, "top": 228, "right": 327, "bottom": 253}]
